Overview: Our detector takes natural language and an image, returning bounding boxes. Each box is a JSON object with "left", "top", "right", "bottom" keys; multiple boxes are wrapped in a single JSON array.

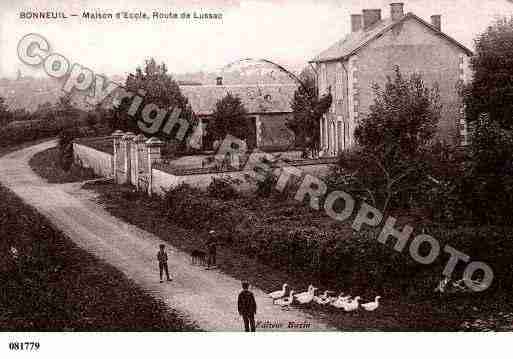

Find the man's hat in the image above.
[{"left": 209, "top": 230, "right": 216, "bottom": 235}]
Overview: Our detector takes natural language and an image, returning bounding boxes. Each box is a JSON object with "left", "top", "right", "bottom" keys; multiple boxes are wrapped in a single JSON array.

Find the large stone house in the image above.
[
  {"left": 310, "top": 2, "right": 473, "bottom": 156},
  {"left": 180, "top": 79, "right": 297, "bottom": 151}
]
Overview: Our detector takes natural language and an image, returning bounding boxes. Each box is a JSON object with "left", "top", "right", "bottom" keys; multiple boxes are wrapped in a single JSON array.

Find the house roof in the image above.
[
  {"left": 179, "top": 84, "right": 297, "bottom": 116},
  {"left": 310, "top": 12, "right": 473, "bottom": 63}
]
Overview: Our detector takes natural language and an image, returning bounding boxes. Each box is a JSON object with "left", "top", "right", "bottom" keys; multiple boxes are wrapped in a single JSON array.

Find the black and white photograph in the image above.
[{"left": 0, "top": 0, "right": 512, "bottom": 356}]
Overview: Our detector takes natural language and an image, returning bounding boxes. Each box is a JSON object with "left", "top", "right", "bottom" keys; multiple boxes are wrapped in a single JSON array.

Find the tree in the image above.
[
  {"left": 464, "top": 17, "right": 513, "bottom": 129},
  {"left": 55, "top": 93, "right": 77, "bottom": 118},
  {"left": 354, "top": 67, "right": 440, "bottom": 155},
  {"left": 458, "top": 18, "right": 513, "bottom": 224},
  {"left": 36, "top": 101, "right": 56, "bottom": 122},
  {"left": 287, "top": 68, "right": 332, "bottom": 155},
  {"left": 0, "top": 97, "right": 10, "bottom": 126},
  {"left": 336, "top": 67, "right": 441, "bottom": 212},
  {"left": 115, "top": 58, "right": 195, "bottom": 147},
  {"left": 463, "top": 114, "right": 513, "bottom": 223},
  {"left": 209, "top": 92, "right": 249, "bottom": 145}
]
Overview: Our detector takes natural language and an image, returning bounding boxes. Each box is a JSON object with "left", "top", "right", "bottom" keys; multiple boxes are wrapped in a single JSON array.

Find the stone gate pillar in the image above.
[
  {"left": 146, "top": 137, "right": 165, "bottom": 195},
  {"left": 133, "top": 134, "right": 147, "bottom": 190},
  {"left": 120, "top": 132, "right": 135, "bottom": 185},
  {"left": 129, "top": 135, "right": 138, "bottom": 185},
  {"left": 112, "top": 130, "right": 124, "bottom": 183}
]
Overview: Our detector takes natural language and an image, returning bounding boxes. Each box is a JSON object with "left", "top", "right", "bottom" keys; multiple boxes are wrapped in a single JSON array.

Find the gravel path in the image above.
[{"left": 0, "top": 140, "right": 332, "bottom": 331}]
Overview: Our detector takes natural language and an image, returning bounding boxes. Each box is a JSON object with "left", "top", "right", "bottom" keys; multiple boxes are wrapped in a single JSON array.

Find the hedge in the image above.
[{"left": 160, "top": 184, "right": 513, "bottom": 297}]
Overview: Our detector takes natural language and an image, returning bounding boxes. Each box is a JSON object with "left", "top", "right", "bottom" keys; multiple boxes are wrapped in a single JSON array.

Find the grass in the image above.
[
  {"left": 0, "top": 184, "right": 197, "bottom": 331},
  {"left": 29, "top": 147, "right": 99, "bottom": 183},
  {"left": 84, "top": 181, "right": 513, "bottom": 331}
]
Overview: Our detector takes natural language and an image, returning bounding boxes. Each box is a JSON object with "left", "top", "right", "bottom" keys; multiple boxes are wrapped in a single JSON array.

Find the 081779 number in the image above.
[{"left": 9, "top": 342, "right": 40, "bottom": 351}]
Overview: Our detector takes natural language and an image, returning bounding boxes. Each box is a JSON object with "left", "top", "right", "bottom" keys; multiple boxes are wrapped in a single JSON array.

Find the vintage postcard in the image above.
[{"left": 0, "top": 0, "right": 512, "bottom": 357}]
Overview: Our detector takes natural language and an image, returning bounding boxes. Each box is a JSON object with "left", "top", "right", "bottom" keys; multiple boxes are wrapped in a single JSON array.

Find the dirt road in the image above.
[{"left": 0, "top": 140, "right": 331, "bottom": 331}]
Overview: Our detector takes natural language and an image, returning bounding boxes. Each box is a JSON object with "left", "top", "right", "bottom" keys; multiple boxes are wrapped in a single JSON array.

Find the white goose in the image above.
[
  {"left": 342, "top": 296, "right": 361, "bottom": 312},
  {"left": 331, "top": 295, "right": 349, "bottom": 308},
  {"left": 294, "top": 285, "right": 314, "bottom": 302},
  {"left": 330, "top": 292, "right": 351, "bottom": 307},
  {"left": 337, "top": 292, "right": 352, "bottom": 302},
  {"left": 296, "top": 286, "right": 316, "bottom": 304},
  {"left": 361, "top": 296, "right": 381, "bottom": 311},
  {"left": 268, "top": 283, "right": 288, "bottom": 303},
  {"left": 275, "top": 290, "right": 295, "bottom": 309},
  {"left": 314, "top": 290, "right": 334, "bottom": 305}
]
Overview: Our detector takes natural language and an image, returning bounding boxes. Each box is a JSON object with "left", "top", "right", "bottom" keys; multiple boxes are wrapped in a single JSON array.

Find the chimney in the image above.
[
  {"left": 351, "top": 14, "right": 363, "bottom": 32},
  {"left": 216, "top": 76, "right": 223, "bottom": 86},
  {"left": 362, "top": 9, "right": 382, "bottom": 30},
  {"left": 390, "top": 3, "right": 404, "bottom": 22},
  {"left": 431, "top": 15, "right": 441, "bottom": 31}
]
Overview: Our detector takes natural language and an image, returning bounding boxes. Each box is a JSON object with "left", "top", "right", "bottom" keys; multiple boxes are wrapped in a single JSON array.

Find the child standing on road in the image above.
[
  {"left": 206, "top": 230, "right": 217, "bottom": 269},
  {"left": 157, "top": 244, "right": 172, "bottom": 283}
]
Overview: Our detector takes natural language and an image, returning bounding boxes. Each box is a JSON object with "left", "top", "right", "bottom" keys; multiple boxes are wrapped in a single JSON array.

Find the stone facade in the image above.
[{"left": 312, "top": 5, "right": 473, "bottom": 155}]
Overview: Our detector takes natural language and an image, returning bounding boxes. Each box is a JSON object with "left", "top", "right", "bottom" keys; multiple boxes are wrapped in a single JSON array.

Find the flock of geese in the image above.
[{"left": 268, "top": 283, "right": 381, "bottom": 312}]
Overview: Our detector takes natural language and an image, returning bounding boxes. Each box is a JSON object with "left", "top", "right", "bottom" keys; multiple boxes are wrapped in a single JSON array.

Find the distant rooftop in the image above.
[{"left": 179, "top": 84, "right": 298, "bottom": 115}]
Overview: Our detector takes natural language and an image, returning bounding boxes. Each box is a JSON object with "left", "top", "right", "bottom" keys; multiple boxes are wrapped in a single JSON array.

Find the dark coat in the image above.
[
  {"left": 207, "top": 240, "right": 217, "bottom": 254},
  {"left": 238, "top": 290, "right": 257, "bottom": 316},
  {"left": 157, "top": 250, "right": 168, "bottom": 263}
]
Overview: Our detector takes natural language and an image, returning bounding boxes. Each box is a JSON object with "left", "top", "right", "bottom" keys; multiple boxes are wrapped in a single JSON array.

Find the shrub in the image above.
[
  {"left": 161, "top": 184, "right": 237, "bottom": 231},
  {"left": 207, "top": 176, "right": 240, "bottom": 200},
  {"left": 254, "top": 170, "right": 277, "bottom": 198}
]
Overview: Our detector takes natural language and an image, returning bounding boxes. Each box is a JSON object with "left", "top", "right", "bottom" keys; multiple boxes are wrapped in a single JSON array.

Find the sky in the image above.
[{"left": 1, "top": 0, "right": 512, "bottom": 78}]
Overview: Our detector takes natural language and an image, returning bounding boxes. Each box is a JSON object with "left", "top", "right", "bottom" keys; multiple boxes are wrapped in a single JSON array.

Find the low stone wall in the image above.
[
  {"left": 73, "top": 142, "right": 113, "bottom": 178},
  {"left": 165, "top": 150, "right": 304, "bottom": 170},
  {"left": 150, "top": 160, "right": 336, "bottom": 196},
  {"left": 151, "top": 168, "right": 255, "bottom": 196}
]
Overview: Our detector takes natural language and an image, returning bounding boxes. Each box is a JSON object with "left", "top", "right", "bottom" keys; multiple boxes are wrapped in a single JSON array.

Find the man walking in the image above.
[
  {"left": 157, "top": 244, "right": 172, "bottom": 283},
  {"left": 237, "top": 281, "right": 257, "bottom": 332}
]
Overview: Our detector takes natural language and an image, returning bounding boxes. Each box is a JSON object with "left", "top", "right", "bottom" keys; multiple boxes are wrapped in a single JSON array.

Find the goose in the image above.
[
  {"left": 296, "top": 286, "right": 317, "bottom": 304},
  {"left": 337, "top": 292, "right": 352, "bottom": 302},
  {"left": 453, "top": 279, "right": 487, "bottom": 292},
  {"left": 314, "top": 296, "right": 333, "bottom": 305},
  {"left": 468, "top": 280, "right": 487, "bottom": 292},
  {"left": 275, "top": 290, "right": 295, "bottom": 309},
  {"left": 342, "top": 296, "right": 361, "bottom": 312},
  {"left": 330, "top": 293, "right": 351, "bottom": 308},
  {"left": 294, "top": 285, "right": 315, "bottom": 302},
  {"left": 361, "top": 296, "right": 381, "bottom": 311},
  {"left": 268, "top": 283, "right": 288, "bottom": 303},
  {"left": 331, "top": 298, "right": 347, "bottom": 309},
  {"left": 314, "top": 290, "right": 334, "bottom": 305},
  {"left": 435, "top": 277, "right": 450, "bottom": 293}
]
